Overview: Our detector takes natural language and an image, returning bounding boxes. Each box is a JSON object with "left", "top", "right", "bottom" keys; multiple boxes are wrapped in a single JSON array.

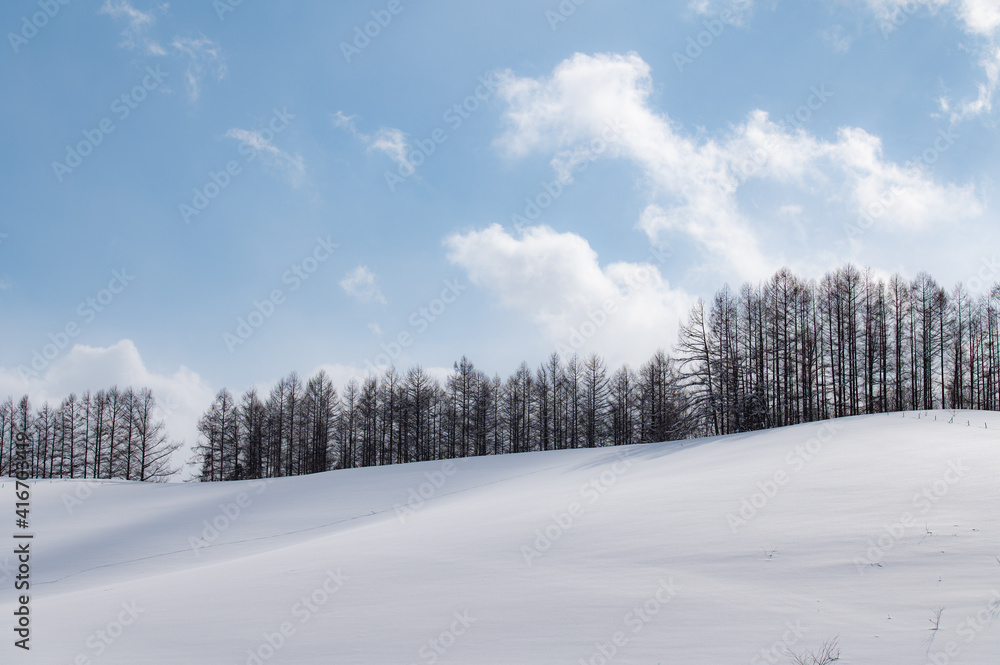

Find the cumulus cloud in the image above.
[
  {"left": 493, "top": 52, "right": 981, "bottom": 280},
  {"left": 340, "top": 266, "right": 387, "bottom": 305},
  {"left": 225, "top": 128, "right": 306, "bottom": 187},
  {"left": 445, "top": 224, "right": 689, "bottom": 367},
  {"left": 0, "top": 340, "right": 214, "bottom": 481},
  {"left": 957, "top": 0, "right": 1000, "bottom": 34}
]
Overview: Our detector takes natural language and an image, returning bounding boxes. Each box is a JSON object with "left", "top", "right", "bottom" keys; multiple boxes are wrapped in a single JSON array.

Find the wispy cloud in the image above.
[
  {"left": 331, "top": 111, "right": 359, "bottom": 134},
  {"left": 332, "top": 111, "right": 414, "bottom": 172},
  {"left": 100, "top": 2, "right": 228, "bottom": 102},
  {"left": 862, "top": 0, "right": 1000, "bottom": 121},
  {"left": 340, "top": 266, "right": 387, "bottom": 305},
  {"left": 225, "top": 128, "right": 305, "bottom": 187},
  {"left": 99, "top": 0, "right": 168, "bottom": 55},
  {"left": 823, "top": 25, "right": 853, "bottom": 53},
  {"left": 171, "top": 35, "right": 227, "bottom": 101},
  {"left": 689, "top": 0, "right": 755, "bottom": 25},
  {"left": 369, "top": 128, "right": 412, "bottom": 171}
]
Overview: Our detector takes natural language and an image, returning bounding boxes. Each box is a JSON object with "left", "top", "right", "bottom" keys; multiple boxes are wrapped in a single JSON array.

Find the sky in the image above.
[{"left": 2, "top": 0, "right": 999, "bottom": 469}]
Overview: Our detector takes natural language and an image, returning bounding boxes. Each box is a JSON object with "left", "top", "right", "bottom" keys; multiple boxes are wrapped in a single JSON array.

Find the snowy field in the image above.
[{"left": 2, "top": 410, "right": 999, "bottom": 664}]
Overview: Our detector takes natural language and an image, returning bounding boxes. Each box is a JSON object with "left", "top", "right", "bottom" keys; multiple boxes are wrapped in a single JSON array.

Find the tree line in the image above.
[
  {"left": 5, "top": 264, "right": 1000, "bottom": 483},
  {"left": 0, "top": 387, "right": 179, "bottom": 481},
  {"left": 678, "top": 265, "right": 1000, "bottom": 435},
  {"left": 191, "top": 263, "right": 1000, "bottom": 481},
  {"left": 190, "top": 350, "right": 692, "bottom": 481}
]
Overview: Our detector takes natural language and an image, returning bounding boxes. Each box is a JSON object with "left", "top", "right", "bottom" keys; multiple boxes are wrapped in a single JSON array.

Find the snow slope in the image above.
[{"left": 2, "top": 410, "right": 999, "bottom": 664}]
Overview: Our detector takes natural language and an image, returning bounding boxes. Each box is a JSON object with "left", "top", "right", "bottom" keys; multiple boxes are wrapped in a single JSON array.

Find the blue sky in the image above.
[{"left": 2, "top": 0, "right": 999, "bottom": 460}]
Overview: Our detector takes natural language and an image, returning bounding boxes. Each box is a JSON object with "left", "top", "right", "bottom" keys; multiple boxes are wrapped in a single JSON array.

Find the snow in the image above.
[{"left": 2, "top": 410, "right": 999, "bottom": 664}]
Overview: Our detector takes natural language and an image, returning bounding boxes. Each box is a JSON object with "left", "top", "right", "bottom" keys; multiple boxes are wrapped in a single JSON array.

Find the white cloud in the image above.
[
  {"left": 225, "top": 128, "right": 305, "bottom": 187},
  {"left": 493, "top": 52, "right": 981, "bottom": 280},
  {"left": 956, "top": 0, "right": 1000, "bottom": 35},
  {"left": 0, "top": 340, "right": 214, "bottom": 481},
  {"left": 99, "top": 0, "right": 167, "bottom": 55},
  {"left": 861, "top": 0, "right": 1000, "bottom": 121},
  {"left": 99, "top": 3, "right": 229, "bottom": 101},
  {"left": 331, "top": 111, "right": 359, "bottom": 134},
  {"left": 369, "top": 128, "right": 413, "bottom": 171},
  {"left": 445, "top": 224, "right": 690, "bottom": 368},
  {"left": 830, "top": 125, "right": 982, "bottom": 226},
  {"left": 171, "top": 35, "right": 227, "bottom": 102},
  {"left": 947, "top": 44, "right": 1000, "bottom": 121},
  {"left": 689, "top": 0, "right": 755, "bottom": 24},
  {"left": 862, "top": 0, "right": 950, "bottom": 26},
  {"left": 340, "top": 266, "right": 387, "bottom": 305},
  {"left": 332, "top": 111, "right": 414, "bottom": 172}
]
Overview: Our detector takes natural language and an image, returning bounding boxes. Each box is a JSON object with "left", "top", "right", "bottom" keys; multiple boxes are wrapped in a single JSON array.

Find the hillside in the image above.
[{"left": 2, "top": 410, "right": 999, "bottom": 664}]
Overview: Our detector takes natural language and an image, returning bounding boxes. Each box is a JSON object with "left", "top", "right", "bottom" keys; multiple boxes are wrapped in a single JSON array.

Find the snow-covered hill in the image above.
[{"left": 2, "top": 410, "right": 999, "bottom": 664}]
